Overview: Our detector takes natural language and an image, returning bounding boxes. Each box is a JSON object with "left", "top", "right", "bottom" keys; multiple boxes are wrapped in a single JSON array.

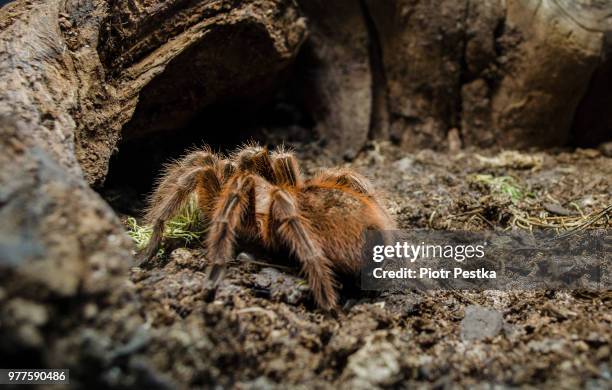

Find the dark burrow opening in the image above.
[{"left": 101, "top": 87, "right": 317, "bottom": 217}]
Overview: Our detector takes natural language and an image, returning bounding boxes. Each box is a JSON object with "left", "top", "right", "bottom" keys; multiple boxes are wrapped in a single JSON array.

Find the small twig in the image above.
[
  {"left": 553, "top": 204, "right": 612, "bottom": 240},
  {"left": 447, "top": 207, "right": 484, "bottom": 219},
  {"left": 475, "top": 214, "right": 496, "bottom": 229}
]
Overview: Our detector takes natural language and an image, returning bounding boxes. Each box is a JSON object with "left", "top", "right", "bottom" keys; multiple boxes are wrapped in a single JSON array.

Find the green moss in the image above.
[
  {"left": 471, "top": 174, "right": 533, "bottom": 203},
  {"left": 126, "top": 197, "right": 206, "bottom": 253}
]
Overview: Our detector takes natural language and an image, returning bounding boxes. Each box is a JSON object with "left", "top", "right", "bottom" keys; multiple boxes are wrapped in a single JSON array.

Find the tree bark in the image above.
[{"left": 362, "top": 0, "right": 610, "bottom": 150}]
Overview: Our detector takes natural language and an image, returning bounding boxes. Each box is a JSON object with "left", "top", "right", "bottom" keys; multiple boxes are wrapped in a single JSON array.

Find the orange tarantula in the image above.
[{"left": 142, "top": 144, "right": 395, "bottom": 310}]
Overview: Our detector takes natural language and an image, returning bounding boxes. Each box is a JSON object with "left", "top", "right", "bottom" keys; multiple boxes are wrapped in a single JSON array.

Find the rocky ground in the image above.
[{"left": 57, "top": 143, "right": 610, "bottom": 389}]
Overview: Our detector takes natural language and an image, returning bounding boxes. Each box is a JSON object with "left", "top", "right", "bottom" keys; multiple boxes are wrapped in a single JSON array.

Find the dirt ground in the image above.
[{"left": 83, "top": 143, "right": 611, "bottom": 389}]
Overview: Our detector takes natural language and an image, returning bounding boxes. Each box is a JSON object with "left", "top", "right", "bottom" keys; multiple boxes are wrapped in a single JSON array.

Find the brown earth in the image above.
[{"left": 34, "top": 144, "right": 610, "bottom": 388}]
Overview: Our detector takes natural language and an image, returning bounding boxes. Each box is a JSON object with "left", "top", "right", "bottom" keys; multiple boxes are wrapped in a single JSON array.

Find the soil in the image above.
[{"left": 80, "top": 143, "right": 610, "bottom": 388}]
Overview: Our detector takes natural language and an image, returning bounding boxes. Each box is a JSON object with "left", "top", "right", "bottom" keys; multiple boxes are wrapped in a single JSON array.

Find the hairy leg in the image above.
[
  {"left": 143, "top": 148, "right": 228, "bottom": 261},
  {"left": 310, "top": 167, "right": 375, "bottom": 195},
  {"left": 269, "top": 188, "right": 338, "bottom": 310},
  {"left": 205, "top": 173, "right": 256, "bottom": 283},
  {"left": 148, "top": 148, "right": 221, "bottom": 211},
  {"left": 232, "top": 144, "right": 276, "bottom": 182},
  {"left": 231, "top": 144, "right": 304, "bottom": 188},
  {"left": 270, "top": 149, "right": 303, "bottom": 187},
  {"left": 221, "top": 159, "right": 237, "bottom": 182},
  {"left": 142, "top": 166, "right": 214, "bottom": 261}
]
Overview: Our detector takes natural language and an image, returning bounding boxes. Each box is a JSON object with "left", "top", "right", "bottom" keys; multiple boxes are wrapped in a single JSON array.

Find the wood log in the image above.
[
  {"left": 0, "top": 0, "right": 305, "bottom": 356},
  {"left": 362, "top": 0, "right": 610, "bottom": 149}
]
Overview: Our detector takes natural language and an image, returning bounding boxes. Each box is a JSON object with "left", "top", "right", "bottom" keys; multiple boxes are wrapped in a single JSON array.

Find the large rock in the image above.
[
  {"left": 487, "top": 0, "right": 605, "bottom": 148},
  {"left": 0, "top": 116, "right": 132, "bottom": 356},
  {"left": 571, "top": 33, "right": 612, "bottom": 147},
  {"left": 113, "top": 0, "right": 307, "bottom": 144}
]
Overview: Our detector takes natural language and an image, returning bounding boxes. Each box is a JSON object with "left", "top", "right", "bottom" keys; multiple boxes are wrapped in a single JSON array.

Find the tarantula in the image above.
[{"left": 142, "top": 144, "right": 395, "bottom": 310}]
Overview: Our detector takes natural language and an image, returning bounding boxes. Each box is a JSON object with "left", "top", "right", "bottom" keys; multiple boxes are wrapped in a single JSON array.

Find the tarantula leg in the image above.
[
  {"left": 147, "top": 149, "right": 220, "bottom": 218},
  {"left": 142, "top": 166, "right": 210, "bottom": 261},
  {"left": 250, "top": 148, "right": 276, "bottom": 183},
  {"left": 195, "top": 167, "right": 224, "bottom": 217},
  {"left": 221, "top": 159, "right": 237, "bottom": 182},
  {"left": 312, "top": 168, "right": 374, "bottom": 195},
  {"left": 270, "top": 151, "right": 303, "bottom": 187},
  {"left": 270, "top": 189, "right": 338, "bottom": 310},
  {"left": 205, "top": 174, "right": 256, "bottom": 285},
  {"left": 233, "top": 144, "right": 276, "bottom": 182},
  {"left": 181, "top": 148, "right": 219, "bottom": 167}
]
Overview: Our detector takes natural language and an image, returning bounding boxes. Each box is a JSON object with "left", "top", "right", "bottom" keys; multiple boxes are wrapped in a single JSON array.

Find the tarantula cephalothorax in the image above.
[{"left": 142, "top": 144, "right": 395, "bottom": 310}]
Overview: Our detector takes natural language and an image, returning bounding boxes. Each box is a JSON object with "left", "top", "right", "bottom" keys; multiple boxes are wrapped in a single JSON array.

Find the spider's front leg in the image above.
[
  {"left": 233, "top": 144, "right": 276, "bottom": 182},
  {"left": 205, "top": 173, "right": 256, "bottom": 284},
  {"left": 269, "top": 188, "right": 338, "bottom": 310},
  {"left": 270, "top": 149, "right": 303, "bottom": 187},
  {"left": 142, "top": 149, "right": 224, "bottom": 262}
]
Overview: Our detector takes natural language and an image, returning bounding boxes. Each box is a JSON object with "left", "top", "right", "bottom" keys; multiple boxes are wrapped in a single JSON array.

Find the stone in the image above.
[{"left": 460, "top": 305, "right": 504, "bottom": 341}]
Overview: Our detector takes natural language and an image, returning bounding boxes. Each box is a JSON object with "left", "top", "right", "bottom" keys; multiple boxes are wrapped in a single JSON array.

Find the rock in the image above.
[
  {"left": 119, "top": 0, "right": 307, "bottom": 147},
  {"left": 460, "top": 305, "right": 504, "bottom": 341},
  {"left": 0, "top": 0, "right": 306, "bottom": 186},
  {"left": 168, "top": 248, "right": 196, "bottom": 268},
  {"left": 393, "top": 157, "right": 415, "bottom": 172},
  {"left": 364, "top": 0, "right": 468, "bottom": 149},
  {"left": 341, "top": 336, "right": 401, "bottom": 389},
  {"left": 253, "top": 267, "right": 309, "bottom": 305},
  {"left": 0, "top": 116, "right": 131, "bottom": 362},
  {"left": 1, "top": 298, "right": 49, "bottom": 349},
  {"left": 488, "top": 0, "right": 603, "bottom": 148},
  {"left": 447, "top": 128, "right": 462, "bottom": 153},
  {"left": 543, "top": 202, "right": 573, "bottom": 216},
  {"left": 569, "top": 8, "right": 612, "bottom": 147},
  {"left": 598, "top": 141, "right": 612, "bottom": 157},
  {"left": 0, "top": 118, "right": 131, "bottom": 299}
]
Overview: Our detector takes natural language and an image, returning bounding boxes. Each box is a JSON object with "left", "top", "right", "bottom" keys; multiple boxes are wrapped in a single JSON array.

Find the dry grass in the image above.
[{"left": 450, "top": 174, "right": 611, "bottom": 234}]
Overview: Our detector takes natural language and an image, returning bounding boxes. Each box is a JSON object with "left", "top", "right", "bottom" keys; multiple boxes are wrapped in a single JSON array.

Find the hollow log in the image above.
[{"left": 0, "top": 0, "right": 305, "bottom": 358}]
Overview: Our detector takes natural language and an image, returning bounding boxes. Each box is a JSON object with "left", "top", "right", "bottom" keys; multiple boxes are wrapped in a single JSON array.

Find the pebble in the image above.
[
  {"left": 599, "top": 141, "right": 612, "bottom": 157},
  {"left": 460, "top": 305, "right": 504, "bottom": 341}
]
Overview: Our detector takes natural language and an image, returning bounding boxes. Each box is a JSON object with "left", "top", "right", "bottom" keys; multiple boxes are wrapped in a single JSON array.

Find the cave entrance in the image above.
[{"left": 101, "top": 85, "right": 315, "bottom": 216}]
